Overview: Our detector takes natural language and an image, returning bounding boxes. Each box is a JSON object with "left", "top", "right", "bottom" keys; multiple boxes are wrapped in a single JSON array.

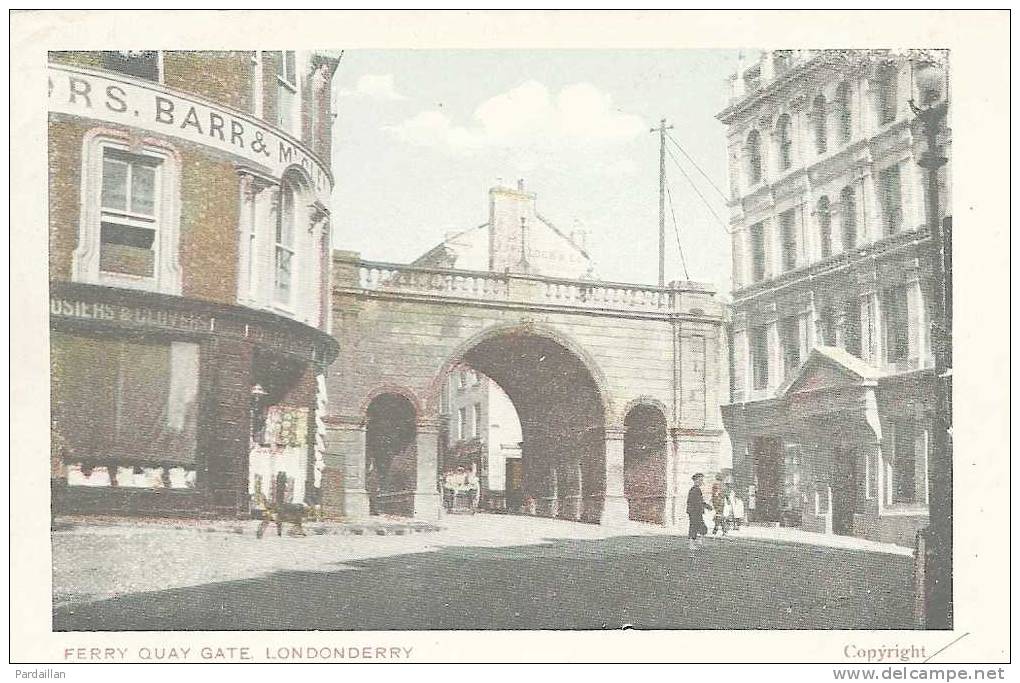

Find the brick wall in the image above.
[{"left": 163, "top": 51, "right": 251, "bottom": 112}]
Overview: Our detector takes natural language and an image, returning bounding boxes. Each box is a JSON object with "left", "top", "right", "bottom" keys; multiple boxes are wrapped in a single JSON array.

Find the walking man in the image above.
[{"left": 687, "top": 473, "right": 712, "bottom": 550}]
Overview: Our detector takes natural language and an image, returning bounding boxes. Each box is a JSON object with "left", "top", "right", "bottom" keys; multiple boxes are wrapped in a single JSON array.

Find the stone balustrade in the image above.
[{"left": 338, "top": 255, "right": 718, "bottom": 317}]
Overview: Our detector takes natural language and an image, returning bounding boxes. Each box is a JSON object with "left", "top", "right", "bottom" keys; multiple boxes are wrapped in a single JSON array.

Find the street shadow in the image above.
[{"left": 52, "top": 533, "right": 915, "bottom": 631}]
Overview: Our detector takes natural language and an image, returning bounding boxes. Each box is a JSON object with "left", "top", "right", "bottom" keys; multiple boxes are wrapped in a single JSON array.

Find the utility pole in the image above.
[
  {"left": 912, "top": 96, "right": 952, "bottom": 630},
  {"left": 651, "top": 118, "right": 674, "bottom": 287}
]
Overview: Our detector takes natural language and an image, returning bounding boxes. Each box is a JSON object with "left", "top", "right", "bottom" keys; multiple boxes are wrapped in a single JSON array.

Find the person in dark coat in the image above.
[{"left": 686, "top": 473, "right": 712, "bottom": 549}]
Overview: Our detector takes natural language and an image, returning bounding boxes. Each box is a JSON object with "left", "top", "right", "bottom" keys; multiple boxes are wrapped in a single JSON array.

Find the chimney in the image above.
[{"left": 517, "top": 178, "right": 525, "bottom": 192}]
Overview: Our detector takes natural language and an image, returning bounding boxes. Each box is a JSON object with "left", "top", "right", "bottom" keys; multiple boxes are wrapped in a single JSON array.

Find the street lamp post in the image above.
[{"left": 911, "top": 92, "right": 952, "bottom": 630}]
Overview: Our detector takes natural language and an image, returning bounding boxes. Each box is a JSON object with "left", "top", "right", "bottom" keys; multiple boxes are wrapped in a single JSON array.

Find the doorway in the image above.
[{"left": 831, "top": 446, "right": 857, "bottom": 536}]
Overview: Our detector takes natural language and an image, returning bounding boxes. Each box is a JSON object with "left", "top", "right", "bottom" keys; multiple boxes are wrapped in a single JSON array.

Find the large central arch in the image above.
[{"left": 430, "top": 324, "right": 620, "bottom": 524}]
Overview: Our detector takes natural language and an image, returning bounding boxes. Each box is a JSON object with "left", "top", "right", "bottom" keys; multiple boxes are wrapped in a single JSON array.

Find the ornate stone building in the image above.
[
  {"left": 718, "top": 50, "right": 950, "bottom": 545},
  {"left": 48, "top": 50, "right": 341, "bottom": 517}
]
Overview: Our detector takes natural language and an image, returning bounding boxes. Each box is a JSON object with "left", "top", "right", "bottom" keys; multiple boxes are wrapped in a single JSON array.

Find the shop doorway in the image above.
[
  {"left": 832, "top": 446, "right": 858, "bottom": 536},
  {"left": 752, "top": 437, "right": 783, "bottom": 524}
]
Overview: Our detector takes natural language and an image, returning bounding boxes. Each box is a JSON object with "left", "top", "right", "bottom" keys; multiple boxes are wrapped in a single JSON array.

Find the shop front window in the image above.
[{"left": 51, "top": 332, "right": 199, "bottom": 486}]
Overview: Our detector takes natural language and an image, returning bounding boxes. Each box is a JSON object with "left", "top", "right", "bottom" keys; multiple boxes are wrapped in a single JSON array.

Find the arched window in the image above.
[
  {"left": 812, "top": 94, "right": 827, "bottom": 155},
  {"left": 817, "top": 195, "right": 832, "bottom": 259},
  {"left": 875, "top": 62, "right": 899, "bottom": 125},
  {"left": 836, "top": 82, "right": 852, "bottom": 144},
  {"left": 274, "top": 180, "right": 297, "bottom": 306},
  {"left": 776, "top": 114, "right": 793, "bottom": 171},
  {"left": 841, "top": 185, "right": 857, "bottom": 250},
  {"left": 746, "top": 129, "right": 762, "bottom": 185}
]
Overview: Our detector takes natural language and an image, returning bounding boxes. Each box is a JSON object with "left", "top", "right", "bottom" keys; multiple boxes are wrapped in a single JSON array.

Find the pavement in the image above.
[{"left": 51, "top": 513, "right": 917, "bottom": 630}]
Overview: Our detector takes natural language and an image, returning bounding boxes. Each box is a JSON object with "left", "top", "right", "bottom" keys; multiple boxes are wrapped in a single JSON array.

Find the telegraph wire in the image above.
[
  {"left": 663, "top": 143, "right": 732, "bottom": 235},
  {"left": 664, "top": 180, "right": 691, "bottom": 281},
  {"left": 664, "top": 131, "right": 730, "bottom": 203}
]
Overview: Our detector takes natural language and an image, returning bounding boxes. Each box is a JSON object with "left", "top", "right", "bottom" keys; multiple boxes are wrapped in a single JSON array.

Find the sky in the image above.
[{"left": 330, "top": 50, "right": 741, "bottom": 290}]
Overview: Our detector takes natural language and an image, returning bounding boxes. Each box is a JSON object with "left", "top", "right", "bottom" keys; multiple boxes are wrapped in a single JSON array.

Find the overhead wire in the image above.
[
  {"left": 663, "top": 142, "right": 732, "bottom": 235},
  {"left": 664, "top": 131, "right": 730, "bottom": 203},
  {"left": 663, "top": 180, "right": 690, "bottom": 281}
]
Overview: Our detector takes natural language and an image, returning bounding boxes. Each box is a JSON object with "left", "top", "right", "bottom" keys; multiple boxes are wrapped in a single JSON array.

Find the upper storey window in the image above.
[
  {"left": 875, "top": 62, "right": 899, "bottom": 126},
  {"left": 836, "top": 81, "right": 852, "bottom": 144},
  {"left": 817, "top": 195, "right": 832, "bottom": 259},
  {"left": 776, "top": 114, "right": 792, "bottom": 172},
  {"left": 275, "top": 51, "right": 298, "bottom": 134},
  {"left": 749, "top": 221, "right": 766, "bottom": 283},
  {"left": 780, "top": 208, "right": 798, "bottom": 272},
  {"left": 75, "top": 134, "right": 181, "bottom": 294},
  {"left": 812, "top": 94, "right": 827, "bottom": 155},
  {"left": 274, "top": 180, "right": 297, "bottom": 306},
  {"left": 102, "top": 51, "right": 161, "bottom": 82},
  {"left": 746, "top": 129, "right": 763, "bottom": 186},
  {"left": 100, "top": 150, "right": 160, "bottom": 280}
]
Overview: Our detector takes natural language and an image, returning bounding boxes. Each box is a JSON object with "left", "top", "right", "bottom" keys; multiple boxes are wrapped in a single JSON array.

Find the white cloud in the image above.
[
  {"left": 341, "top": 73, "right": 407, "bottom": 101},
  {"left": 385, "top": 80, "right": 645, "bottom": 153}
]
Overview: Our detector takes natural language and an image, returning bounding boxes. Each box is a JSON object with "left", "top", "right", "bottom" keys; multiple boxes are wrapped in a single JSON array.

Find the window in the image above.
[
  {"left": 776, "top": 114, "right": 793, "bottom": 172},
  {"left": 780, "top": 316, "right": 801, "bottom": 378},
  {"left": 840, "top": 185, "right": 858, "bottom": 250},
  {"left": 474, "top": 403, "right": 483, "bottom": 438},
  {"left": 51, "top": 333, "right": 199, "bottom": 468},
  {"left": 459, "top": 369, "right": 468, "bottom": 389},
  {"left": 473, "top": 371, "right": 482, "bottom": 386},
  {"left": 457, "top": 407, "right": 467, "bottom": 441},
  {"left": 844, "top": 298, "right": 863, "bottom": 358},
  {"left": 275, "top": 51, "right": 298, "bottom": 133},
  {"left": 99, "top": 149, "right": 160, "bottom": 280},
  {"left": 750, "top": 326, "right": 769, "bottom": 391},
  {"left": 888, "top": 420, "right": 927, "bottom": 506},
  {"left": 817, "top": 195, "right": 832, "bottom": 259},
  {"left": 817, "top": 306, "right": 836, "bottom": 346},
  {"left": 875, "top": 62, "right": 899, "bottom": 125},
  {"left": 102, "top": 51, "right": 161, "bottom": 82},
  {"left": 75, "top": 135, "right": 180, "bottom": 294},
  {"left": 274, "top": 182, "right": 297, "bottom": 306},
  {"left": 836, "top": 81, "right": 852, "bottom": 144},
  {"left": 812, "top": 94, "right": 827, "bottom": 155},
  {"left": 882, "top": 286, "right": 910, "bottom": 365},
  {"left": 749, "top": 221, "right": 766, "bottom": 282},
  {"left": 879, "top": 164, "right": 903, "bottom": 235},
  {"left": 746, "top": 130, "right": 762, "bottom": 185},
  {"left": 780, "top": 208, "right": 797, "bottom": 271}
]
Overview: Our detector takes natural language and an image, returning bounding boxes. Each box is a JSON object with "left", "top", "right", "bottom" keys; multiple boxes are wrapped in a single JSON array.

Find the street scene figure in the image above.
[{"left": 687, "top": 473, "right": 712, "bottom": 549}]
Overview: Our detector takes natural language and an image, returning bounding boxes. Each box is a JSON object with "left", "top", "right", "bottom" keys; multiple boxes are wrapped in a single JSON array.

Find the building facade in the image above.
[
  {"left": 718, "top": 50, "right": 950, "bottom": 546},
  {"left": 49, "top": 50, "right": 341, "bottom": 518}
]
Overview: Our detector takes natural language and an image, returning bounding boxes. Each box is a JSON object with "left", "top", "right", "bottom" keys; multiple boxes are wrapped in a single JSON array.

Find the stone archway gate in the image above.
[{"left": 320, "top": 250, "right": 729, "bottom": 525}]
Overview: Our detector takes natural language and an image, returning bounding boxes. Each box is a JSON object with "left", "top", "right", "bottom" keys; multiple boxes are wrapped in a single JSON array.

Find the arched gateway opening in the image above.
[
  {"left": 365, "top": 393, "right": 417, "bottom": 517},
  {"left": 435, "top": 329, "right": 612, "bottom": 524},
  {"left": 623, "top": 404, "right": 668, "bottom": 524}
]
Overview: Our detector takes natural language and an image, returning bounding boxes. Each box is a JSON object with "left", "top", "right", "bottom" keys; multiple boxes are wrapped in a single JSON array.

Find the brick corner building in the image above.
[
  {"left": 718, "top": 49, "right": 951, "bottom": 546},
  {"left": 49, "top": 50, "right": 342, "bottom": 518}
]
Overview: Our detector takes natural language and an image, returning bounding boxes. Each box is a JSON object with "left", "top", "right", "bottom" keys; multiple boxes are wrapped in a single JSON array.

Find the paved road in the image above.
[{"left": 53, "top": 518, "right": 914, "bottom": 630}]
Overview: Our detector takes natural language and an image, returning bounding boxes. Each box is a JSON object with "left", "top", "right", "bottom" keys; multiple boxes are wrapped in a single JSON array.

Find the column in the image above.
[
  {"left": 320, "top": 417, "right": 370, "bottom": 519},
  {"left": 665, "top": 427, "right": 682, "bottom": 527},
  {"left": 601, "top": 426, "right": 629, "bottom": 525},
  {"left": 413, "top": 419, "right": 441, "bottom": 521}
]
